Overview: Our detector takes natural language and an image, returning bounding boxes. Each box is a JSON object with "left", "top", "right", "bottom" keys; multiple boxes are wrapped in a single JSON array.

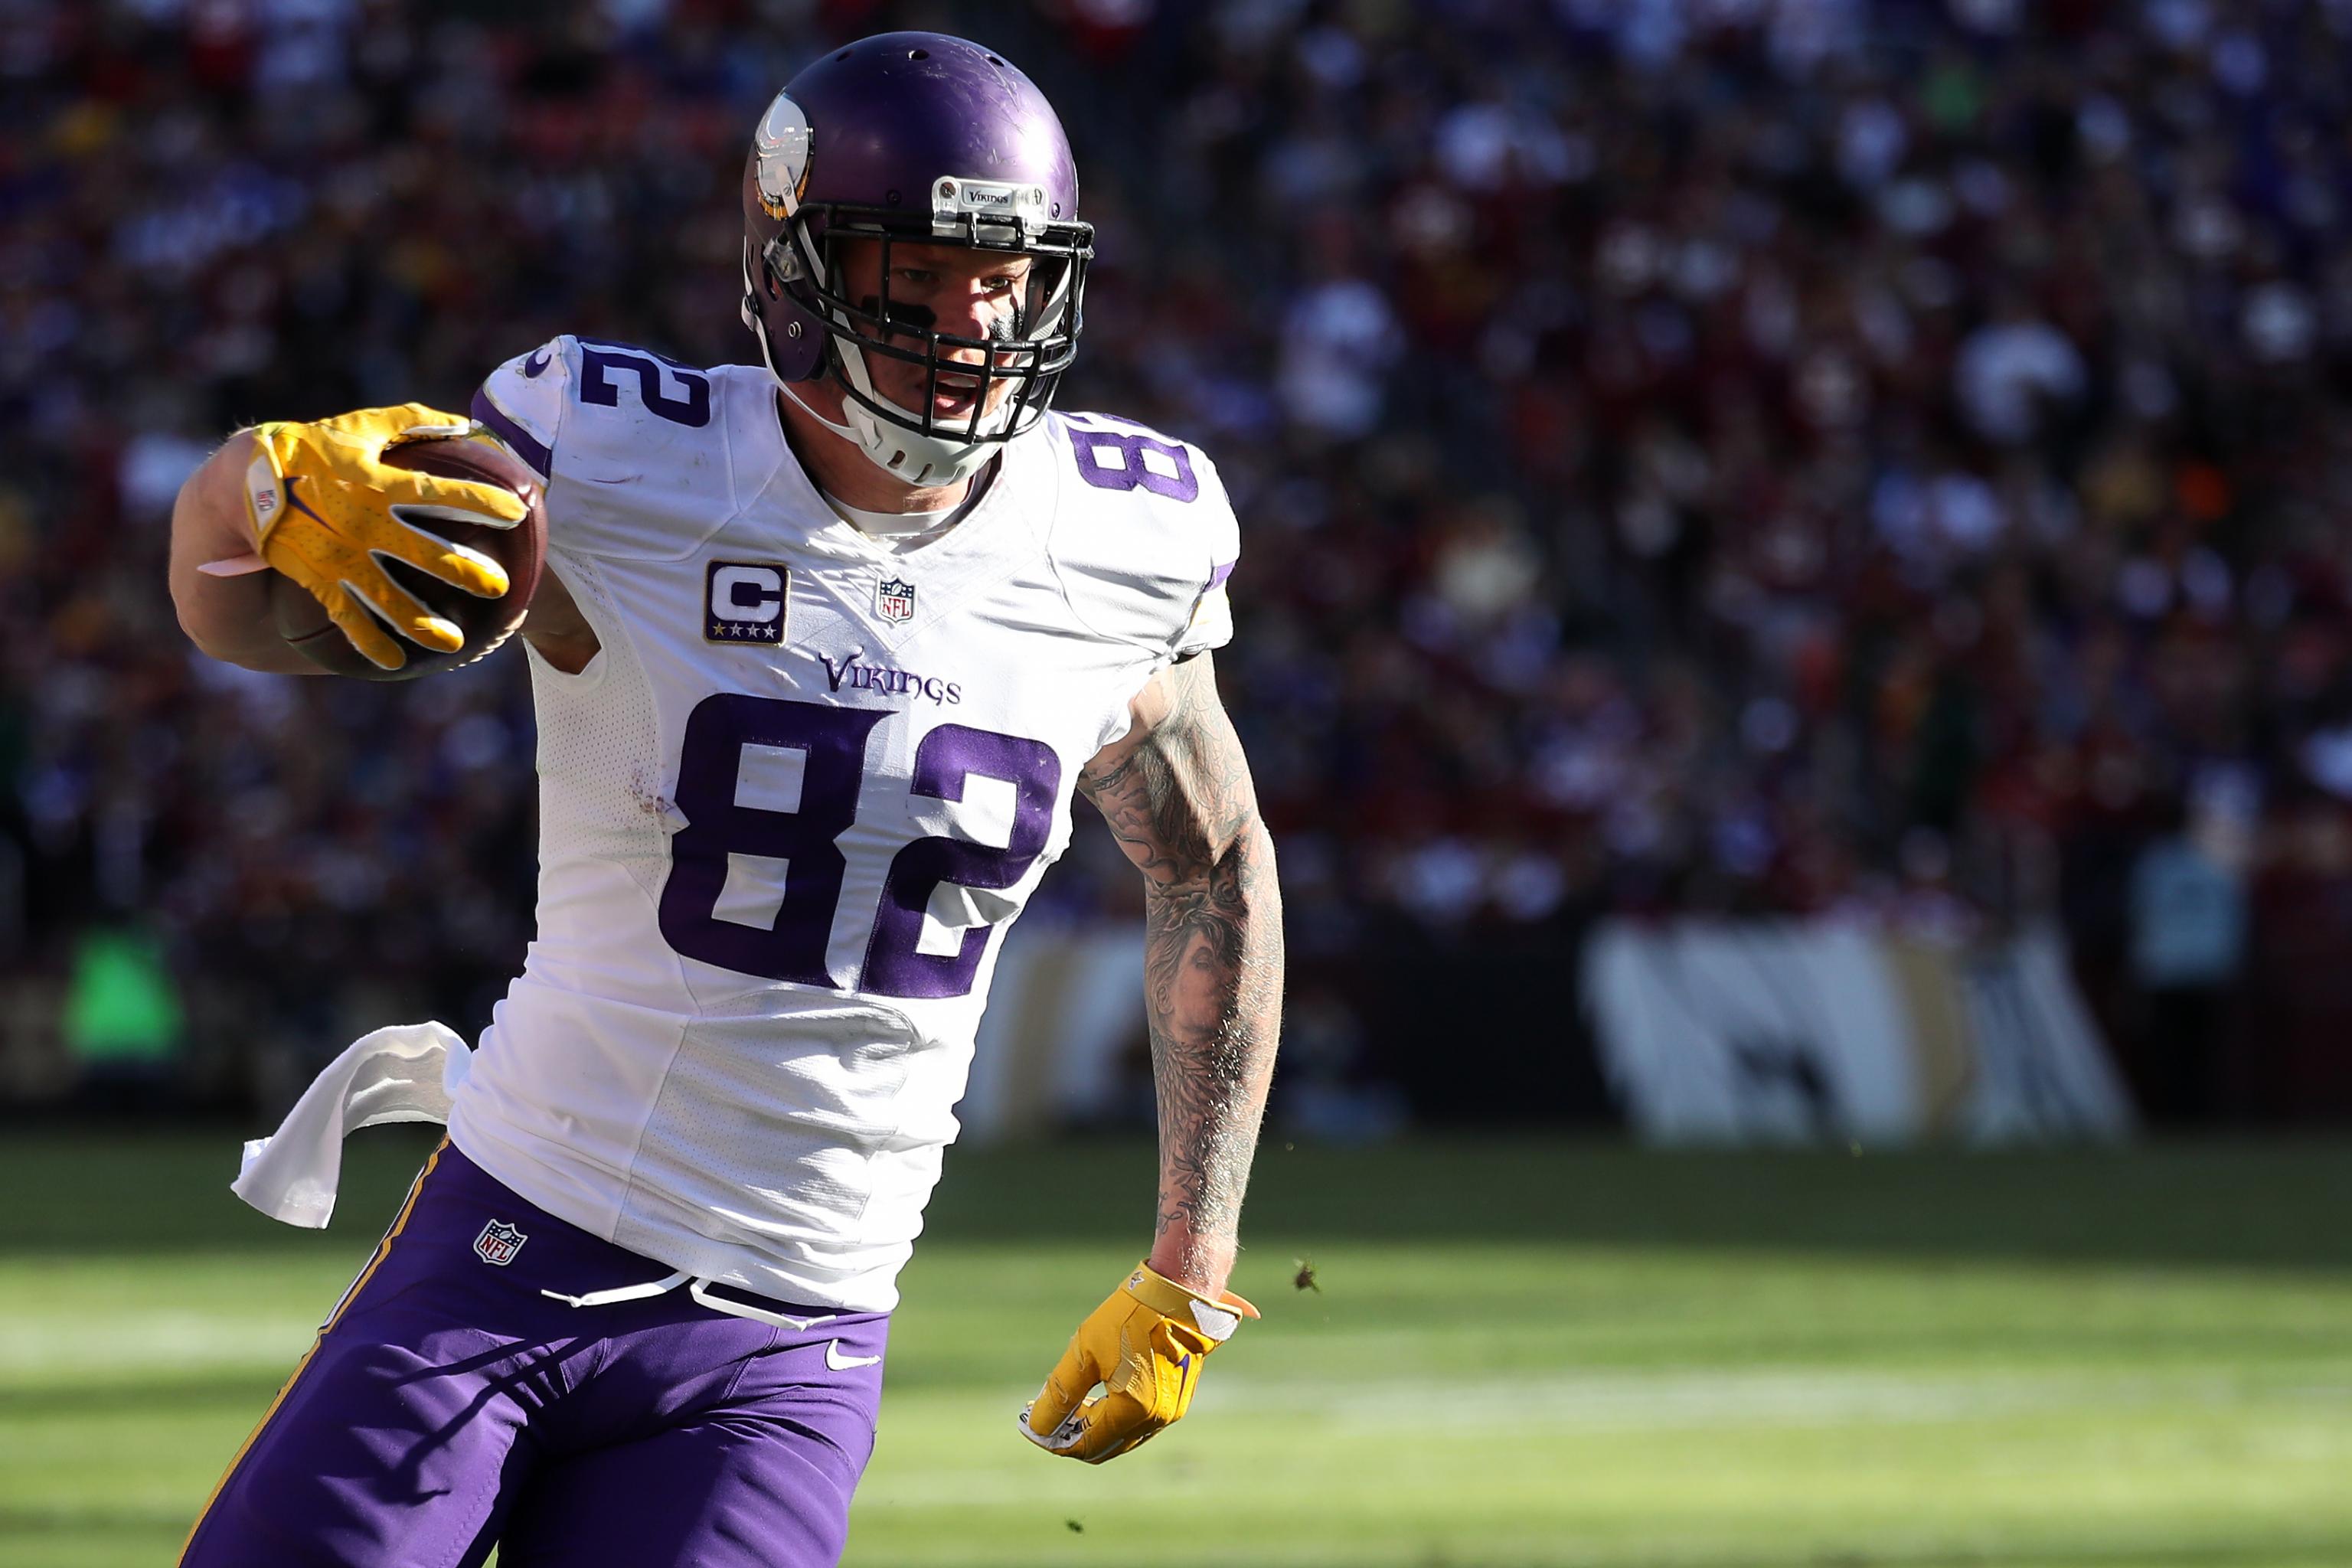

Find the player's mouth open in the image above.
[{"left": 928, "top": 369, "right": 985, "bottom": 416}]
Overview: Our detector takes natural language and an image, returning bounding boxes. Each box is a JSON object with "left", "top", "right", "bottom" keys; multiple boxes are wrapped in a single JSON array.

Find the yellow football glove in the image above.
[
  {"left": 234, "top": 404, "right": 523, "bottom": 671},
  {"left": 1020, "top": 1263, "right": 1259, "bottom": 1464}
]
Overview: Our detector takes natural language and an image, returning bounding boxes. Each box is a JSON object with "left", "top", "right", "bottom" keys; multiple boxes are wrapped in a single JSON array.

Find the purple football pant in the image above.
[{"left": 179, "top": 1140, "right": 888, "bottom": 1568}]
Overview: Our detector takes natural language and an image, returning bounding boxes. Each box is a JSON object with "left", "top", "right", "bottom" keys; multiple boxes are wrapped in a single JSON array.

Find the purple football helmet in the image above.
[{"left": 740, "top": 33, "right": 1092, "bottom": 486}]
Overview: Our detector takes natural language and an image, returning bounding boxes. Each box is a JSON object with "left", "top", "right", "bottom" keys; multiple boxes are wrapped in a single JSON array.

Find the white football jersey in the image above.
[{"left": 448, "top": 335, "right": 1237, "bottom": 1312}]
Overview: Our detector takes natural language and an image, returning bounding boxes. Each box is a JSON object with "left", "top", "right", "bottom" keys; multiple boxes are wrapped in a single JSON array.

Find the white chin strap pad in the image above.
[
  {"left": 831, "top": 338, "right": 1008, "bottom": 487},
  {"left": 776, "top": 376, "right": 998, "bottom": 488}
]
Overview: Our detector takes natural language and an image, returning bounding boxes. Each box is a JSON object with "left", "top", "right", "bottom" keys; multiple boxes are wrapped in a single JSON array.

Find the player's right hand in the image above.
[{"left": 234, "top": 404, "right": 524, "bottom": 671}]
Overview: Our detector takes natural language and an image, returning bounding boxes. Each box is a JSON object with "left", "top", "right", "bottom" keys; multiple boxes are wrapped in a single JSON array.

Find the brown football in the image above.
[{"left": 272, "top": 435, "right": 547, "bottom": 681}]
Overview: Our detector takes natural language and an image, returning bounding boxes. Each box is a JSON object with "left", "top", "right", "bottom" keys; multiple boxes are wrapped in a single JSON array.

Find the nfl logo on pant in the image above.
[
  {"left": 472, "top": 1220, "right": 528, "bottom": 1266},
  {"left": 874, "top": 577, "right": 916, "bottom": 624}
]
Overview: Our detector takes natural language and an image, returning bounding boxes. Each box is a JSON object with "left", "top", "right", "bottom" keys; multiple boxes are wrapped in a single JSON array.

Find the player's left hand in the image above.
[{"left": 1019, "top": 1262, "right": 1259, "bottom": 1463}]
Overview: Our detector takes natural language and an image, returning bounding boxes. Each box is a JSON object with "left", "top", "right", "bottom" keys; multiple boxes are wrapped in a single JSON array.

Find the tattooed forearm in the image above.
[{"left": 1080, "top": 654, "right": 1284, "bottom": 1295}]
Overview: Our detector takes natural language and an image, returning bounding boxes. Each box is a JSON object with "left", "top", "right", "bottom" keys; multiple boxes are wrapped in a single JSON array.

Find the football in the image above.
[{"left": 272, "top": 435, "right": 547, "bottom": 681}]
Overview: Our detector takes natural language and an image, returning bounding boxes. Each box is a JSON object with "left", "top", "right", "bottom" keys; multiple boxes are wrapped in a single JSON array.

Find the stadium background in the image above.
[{"left": 5, "top": 2, "right": 2352, "bottom": 1565}]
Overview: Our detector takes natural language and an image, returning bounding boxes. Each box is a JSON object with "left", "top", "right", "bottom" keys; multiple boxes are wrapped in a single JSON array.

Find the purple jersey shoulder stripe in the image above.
[
  {"left": 1207, "top": 559, "right": 1236, "bottom": 592},
  {"left": 470, "top": 387, "right": 553, "bottom": 479}
]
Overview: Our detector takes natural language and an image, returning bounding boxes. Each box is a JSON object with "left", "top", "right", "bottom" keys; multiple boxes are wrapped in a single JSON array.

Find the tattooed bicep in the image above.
[
  {"left": 1079, "top": 653, "right": 1260, "bottom": 886},
  {"left": 1078, "top": 654, "right": 1212, "bottom": 799}
]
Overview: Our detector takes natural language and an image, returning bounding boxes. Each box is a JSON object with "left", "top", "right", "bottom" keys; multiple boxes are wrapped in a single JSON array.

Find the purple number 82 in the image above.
[
  {"left": 657, "top": 696, "right": 1060, "bottom": 1002},
  {"left": 1070, "top": 426, "right": 1200, "bottom": 502}
]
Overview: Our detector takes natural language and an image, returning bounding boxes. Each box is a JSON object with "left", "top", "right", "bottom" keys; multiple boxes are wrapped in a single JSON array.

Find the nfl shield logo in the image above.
[
  {"left": 472, "top": 1220, "right": 527, "bottom": 1267},
  {"left": 874, "top": 577, "right": 916, "bottom": 624}
]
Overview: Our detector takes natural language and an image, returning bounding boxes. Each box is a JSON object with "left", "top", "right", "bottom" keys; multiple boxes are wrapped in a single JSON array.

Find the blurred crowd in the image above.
[{"left": 5, "top": 0, "right": 2352, "bottom": 1118}]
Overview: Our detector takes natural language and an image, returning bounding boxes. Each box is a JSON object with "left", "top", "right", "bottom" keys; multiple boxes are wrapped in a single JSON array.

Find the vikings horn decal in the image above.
[{"left": 753, "top": 92, "right": 812, "bottom": 219}]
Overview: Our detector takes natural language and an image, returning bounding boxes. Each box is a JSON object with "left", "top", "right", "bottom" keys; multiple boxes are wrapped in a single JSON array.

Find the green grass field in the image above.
[{"left": 3, "top": 1131, "right": 2349, "bottom": 1567}]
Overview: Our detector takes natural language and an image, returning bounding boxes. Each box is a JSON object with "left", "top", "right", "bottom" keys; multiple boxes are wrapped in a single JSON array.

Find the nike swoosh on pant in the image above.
[{"left": 825, "top": 1341, "right": 882, "bottom": 1371}]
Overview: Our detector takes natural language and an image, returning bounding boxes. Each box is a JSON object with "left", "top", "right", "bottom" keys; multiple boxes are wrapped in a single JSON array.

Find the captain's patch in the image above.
[{"left": 707, "top": 561, "right": 789, "bottom": 644}]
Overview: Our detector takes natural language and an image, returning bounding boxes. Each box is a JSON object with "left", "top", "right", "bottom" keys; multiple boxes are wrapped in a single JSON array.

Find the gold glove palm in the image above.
[
  {"left": 240, "top": 404, "right": 524, "bottom": 671},
  {"left": 1021, "top": 1263, "right": 1259, "bottom": 1464}
]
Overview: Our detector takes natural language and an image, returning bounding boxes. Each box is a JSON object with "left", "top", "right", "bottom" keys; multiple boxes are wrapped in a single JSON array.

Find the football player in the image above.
[{"left": 165, "top": 33, "right": 1281, "bottom": 1568}]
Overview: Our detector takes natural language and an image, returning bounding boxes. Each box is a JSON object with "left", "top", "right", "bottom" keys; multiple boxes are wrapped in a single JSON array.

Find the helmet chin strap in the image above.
[
  {"left": 775, "top": 379, "right": 863, "bottom": 445},
  {"left": 776, "top": 377, "right": 998, "bottom": 491},
  {"left": 829, "top": 338, "right": 1006, "bottom": 488},
  {"left": 770, "top": 359, "right": 1001, "bottom": 490}
]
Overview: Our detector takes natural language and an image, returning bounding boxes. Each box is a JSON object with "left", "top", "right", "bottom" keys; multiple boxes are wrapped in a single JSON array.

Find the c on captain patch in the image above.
[
  {"left": 707, "top": 560, "right": 789, "bottom": 644},
  {"left": 473, "top": 1220, "right": 528, "bottom": 1266}
]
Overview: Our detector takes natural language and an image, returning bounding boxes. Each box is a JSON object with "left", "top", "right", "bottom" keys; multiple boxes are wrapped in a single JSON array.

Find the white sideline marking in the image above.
[
  {"left": 0, "top": 1313, "right": 318, "bottom": 1377},
  {"left": 1197, "top": 1367, "right": 2352, "bottom": 1433}
]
